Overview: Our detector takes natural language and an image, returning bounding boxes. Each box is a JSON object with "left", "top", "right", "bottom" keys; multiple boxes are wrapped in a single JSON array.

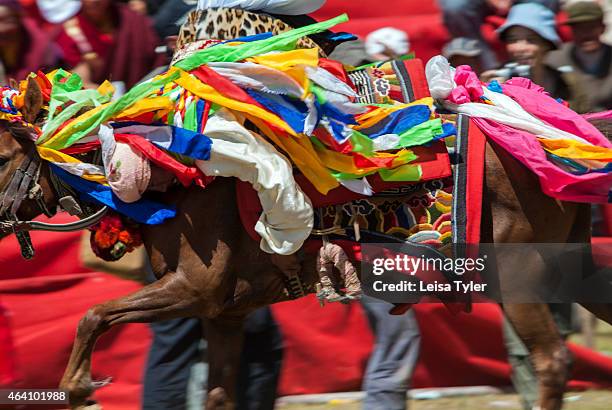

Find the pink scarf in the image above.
[{"left": 450, "top": 66, "right": 612, "bottom": 203}]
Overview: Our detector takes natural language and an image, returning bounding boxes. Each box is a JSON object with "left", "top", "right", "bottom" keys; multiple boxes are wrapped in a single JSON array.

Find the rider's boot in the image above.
[{"left": 316, "top": 263, "right": 345, "bottom": 303}]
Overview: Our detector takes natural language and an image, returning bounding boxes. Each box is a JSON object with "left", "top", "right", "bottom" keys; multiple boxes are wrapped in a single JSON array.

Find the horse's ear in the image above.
[
  {"left": 8, "top": 78, "right": 18, "bottom": 90},
  {"left": 21, "top": 77, "right": 43, "bottom": 125}
]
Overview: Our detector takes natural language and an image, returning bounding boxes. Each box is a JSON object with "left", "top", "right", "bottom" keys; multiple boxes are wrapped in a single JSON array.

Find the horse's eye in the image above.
[{"left": 0, "top": 157, "right": 8, "bottom": 168}]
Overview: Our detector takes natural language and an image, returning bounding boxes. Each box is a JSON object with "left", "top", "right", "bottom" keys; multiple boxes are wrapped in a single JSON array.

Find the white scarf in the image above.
[{"left": 36, "top": 0, "right": 81, "bottom": 24}]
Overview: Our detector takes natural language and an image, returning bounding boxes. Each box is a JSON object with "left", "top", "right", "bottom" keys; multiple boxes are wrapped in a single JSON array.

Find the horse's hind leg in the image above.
[
  {"left": 59, "top": 272, "right": 204, "bottom": 409},
  {"left": 203, "top": 316, "right": 245, "bottom": 410},
  {"left": 503, "top": 303, "right": 571, "bottom": 410}
]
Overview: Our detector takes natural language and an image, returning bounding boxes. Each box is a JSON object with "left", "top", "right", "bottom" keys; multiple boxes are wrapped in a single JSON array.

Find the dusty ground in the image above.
[
  {"left": 569, "top": 318, "right": 612, "bottom": 355},
  {"left": 278, "top": 391, "right": 612, "bottom": 410},
  {"left": 280, "top": 319, "right": 612, "bottom": 410}
]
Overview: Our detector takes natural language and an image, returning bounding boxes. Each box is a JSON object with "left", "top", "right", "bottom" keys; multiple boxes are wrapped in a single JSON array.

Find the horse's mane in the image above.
[{"left": 1, "top": 120, "right": 38, "bottom": 143}]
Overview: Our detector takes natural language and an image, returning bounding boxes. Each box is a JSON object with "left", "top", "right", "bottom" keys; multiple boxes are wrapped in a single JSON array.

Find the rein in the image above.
[
  {"left": 0, "top": 207, "right": 108, "bottom": 234},
  {"left": 0, "top": 143, "right": 108, "bottom": 259}
]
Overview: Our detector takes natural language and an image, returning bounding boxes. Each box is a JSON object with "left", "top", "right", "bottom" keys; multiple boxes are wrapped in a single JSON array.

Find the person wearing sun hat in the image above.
[
  {"left": 545, "top": 1, "right": 612, "bottom": 112},
  {"left": 480, "top": 3, "right": 561, "bottom": 78},
  {"left": 496, "top": 2, "right": 561, "bottom": 59},
  {"left": 480, "top": 2, "right": 587, "bottom": 109},
  {"left": 438, "top": 0, "right": 561, "bottom": 71}
]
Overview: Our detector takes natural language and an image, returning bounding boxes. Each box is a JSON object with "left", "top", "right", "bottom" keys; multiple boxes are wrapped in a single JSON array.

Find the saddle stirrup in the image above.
[{"left": 270, "top": 252, "right": 306, "bottom": 299}]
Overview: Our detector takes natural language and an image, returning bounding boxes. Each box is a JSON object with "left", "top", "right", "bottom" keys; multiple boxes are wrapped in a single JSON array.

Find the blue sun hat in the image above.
[{"left": 497, "top": 3, "right": 561, "bottom": 46}]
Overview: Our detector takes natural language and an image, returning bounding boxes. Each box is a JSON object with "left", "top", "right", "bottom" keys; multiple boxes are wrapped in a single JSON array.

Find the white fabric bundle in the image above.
[
  {"left": 195, "top": 109, "right": 314, "bottom": 255},
  {"left": 105, "top": 143, "right": 151, "bottom": 204},
  {"left": 197, "top": 0, "right": 326, "bottom": 15},
  {"left": 425, "top": 55, "right": 456, "bottom": 100},
  {"left": 365, "top": 27, "right": 410, "bottom": 57},
  {"left": 98, "top": 125, "right": 151, "bottom": 204}
]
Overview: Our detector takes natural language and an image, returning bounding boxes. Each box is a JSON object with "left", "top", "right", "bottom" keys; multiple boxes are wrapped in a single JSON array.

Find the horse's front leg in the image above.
[
  {"left": 203, "top": 316, "right": 245, "bottom": 410},
  {"left": 503, "top": 303, "right": 571, "bottom": 410},
  {"left": 59, "top": 271, "right": 208, "bottom": 409}
]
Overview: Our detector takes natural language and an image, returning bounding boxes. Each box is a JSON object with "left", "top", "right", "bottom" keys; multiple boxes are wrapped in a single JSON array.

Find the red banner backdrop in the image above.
[
  {"left": 1, "top": 216, "right": 612, "bottom": 410},
  {"left": 312, "top": 0, "right": 449, "bottom": 63}
]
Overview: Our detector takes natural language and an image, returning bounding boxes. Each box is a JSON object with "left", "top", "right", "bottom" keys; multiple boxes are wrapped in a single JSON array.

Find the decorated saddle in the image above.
[{"left": 236, "top": 58, "right": 460, "bottom": 249}]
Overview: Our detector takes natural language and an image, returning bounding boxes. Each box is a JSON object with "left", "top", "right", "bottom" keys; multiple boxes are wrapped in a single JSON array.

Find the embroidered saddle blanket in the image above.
[{"left": 236, "top": 59, "right": 485, "bottom": 250}]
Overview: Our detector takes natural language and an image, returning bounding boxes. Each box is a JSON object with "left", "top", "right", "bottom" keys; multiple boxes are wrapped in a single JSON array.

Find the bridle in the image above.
[{"left": 0, "top": 142, "right": 108, "bottom": 259}]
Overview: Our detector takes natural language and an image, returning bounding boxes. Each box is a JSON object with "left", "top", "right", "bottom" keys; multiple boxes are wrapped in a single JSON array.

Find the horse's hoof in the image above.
[
  {"left": 206, "top": 387, "right": 228, "bottom": 409},
  {"left": 61, "top": 385, "right": 93, "bottom": 409},
  {"left": 61, "top": 376, "right": 110, "bottom": 409}
]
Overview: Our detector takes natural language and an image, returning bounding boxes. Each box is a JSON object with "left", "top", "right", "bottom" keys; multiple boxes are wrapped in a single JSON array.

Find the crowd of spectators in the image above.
[
  {"left": 438, "top": 0, "right": 611, "bottom": 113},
  {"left": 0, "top": 0, "right": 196, "bottom": 89},
  {"left": 2, "top": 0, "right": 610, "bottom": 114}
]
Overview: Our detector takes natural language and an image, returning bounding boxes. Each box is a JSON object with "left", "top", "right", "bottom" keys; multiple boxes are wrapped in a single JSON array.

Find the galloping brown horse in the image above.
[
  {"left": 1, "top": 76, "right": 611, "bottom": 410},
  {"left": 2, "top": 9, "right": 612, "bottom": 407}
]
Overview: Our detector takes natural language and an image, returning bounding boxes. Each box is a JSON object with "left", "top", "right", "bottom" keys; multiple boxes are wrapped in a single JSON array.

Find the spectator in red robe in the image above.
[
  {"left": 56, "top": 0, "right": 164, "bottom": 89},
  {"left": 0, "top": 0, "right": 60, "bottom": 84}
]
